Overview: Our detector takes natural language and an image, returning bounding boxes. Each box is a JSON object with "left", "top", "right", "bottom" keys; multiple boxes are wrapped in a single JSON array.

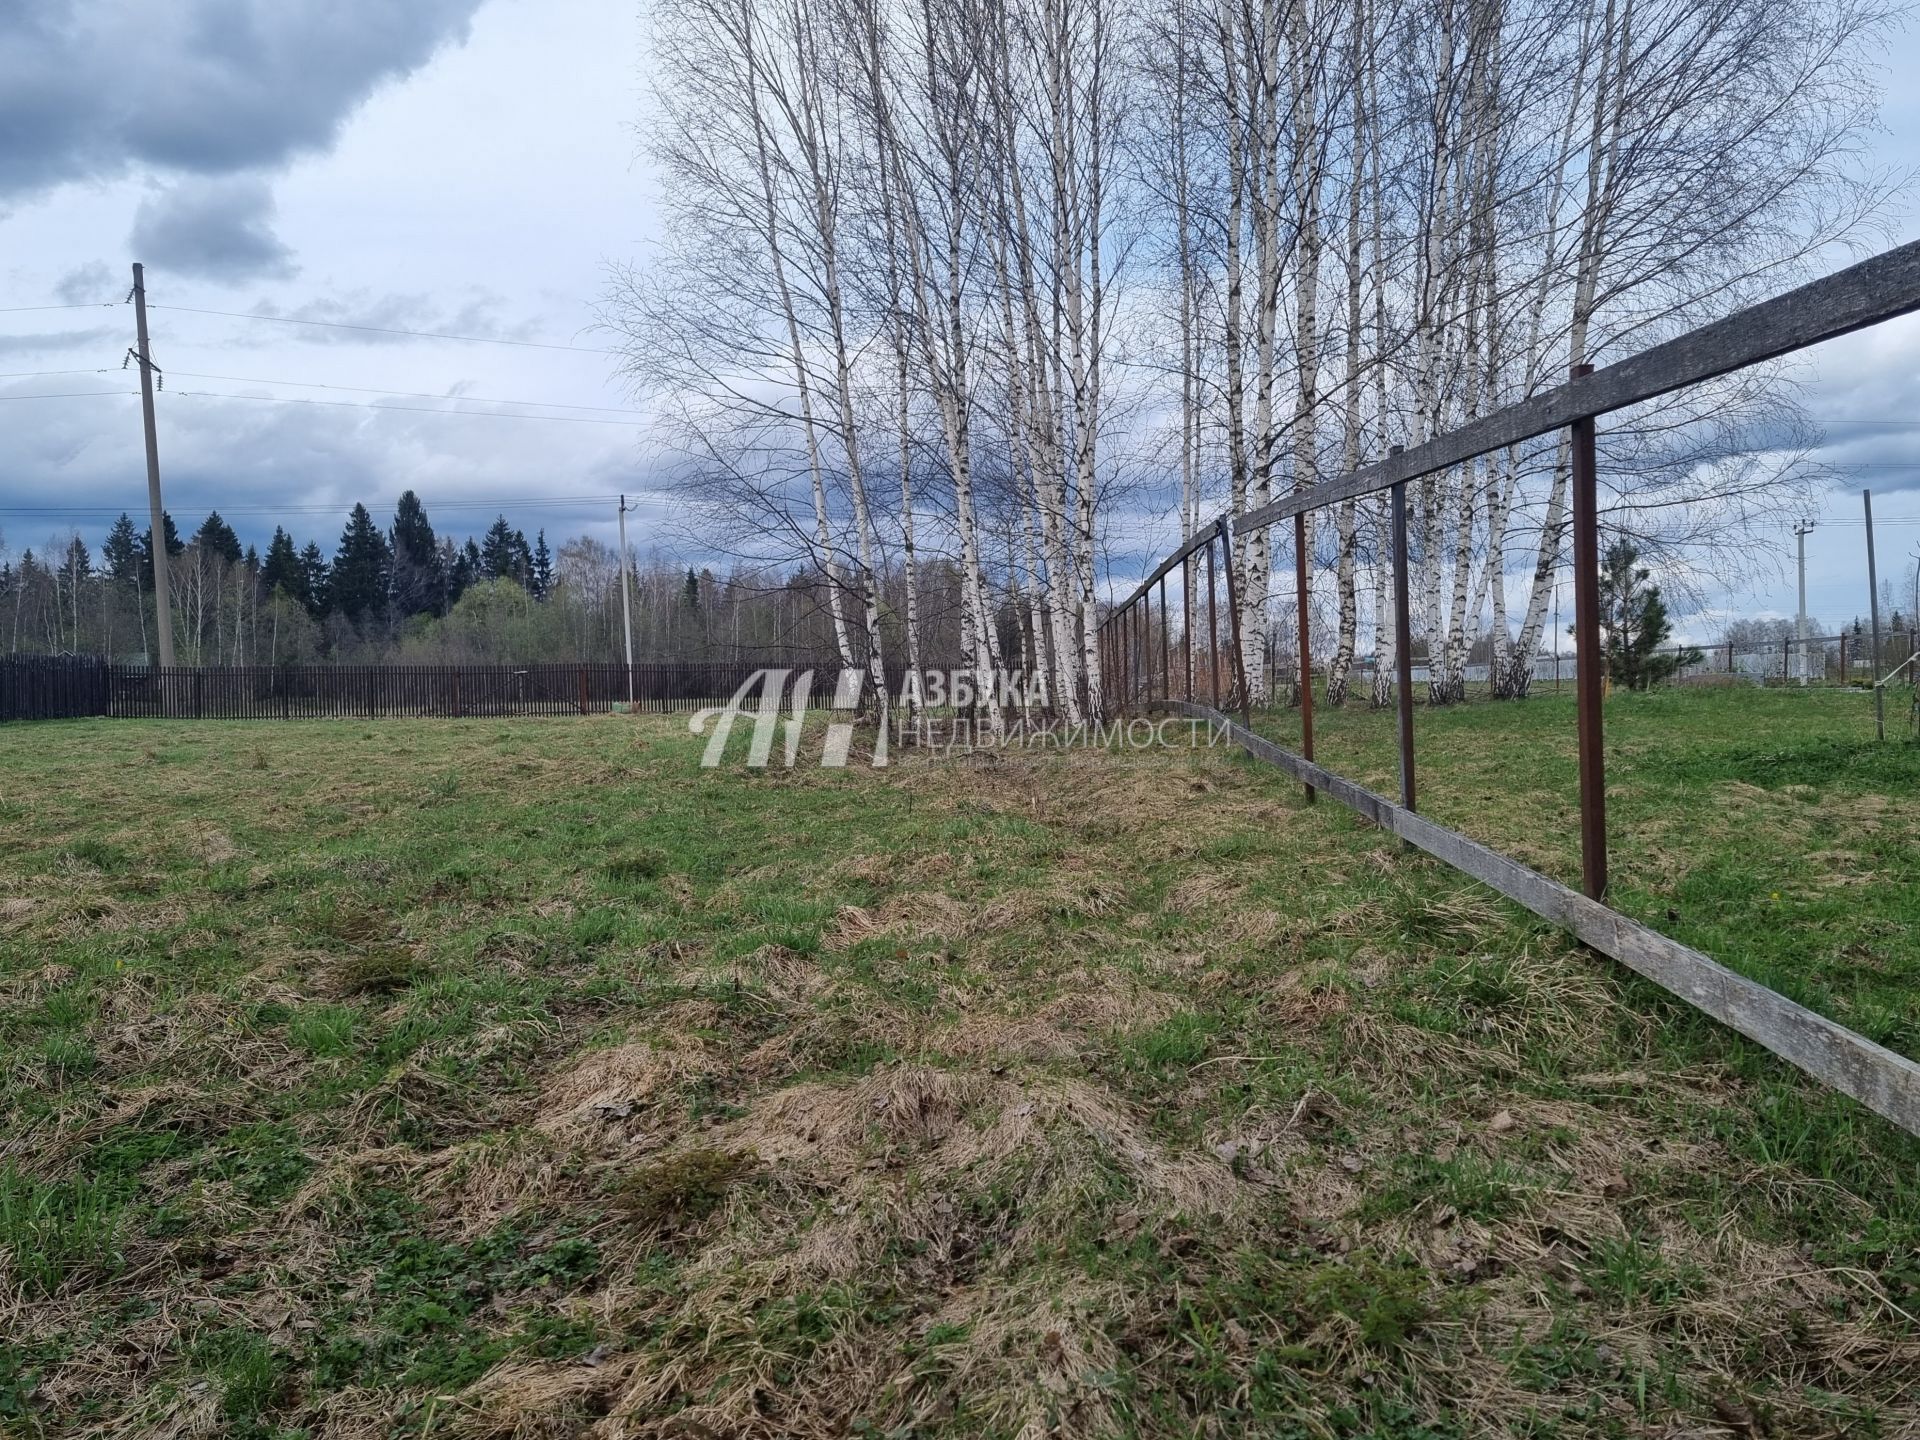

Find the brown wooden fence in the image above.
[
  {"left": 0, "top": 660, "right": 865, "bottom": 722},
  {"left": 0, "top": 656, "right": 112, "bottom": 722}
]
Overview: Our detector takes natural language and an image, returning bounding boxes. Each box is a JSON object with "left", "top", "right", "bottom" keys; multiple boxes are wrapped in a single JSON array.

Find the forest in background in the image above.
[{"left": 0, "top": 491, "right": 989, "bottom": 668}]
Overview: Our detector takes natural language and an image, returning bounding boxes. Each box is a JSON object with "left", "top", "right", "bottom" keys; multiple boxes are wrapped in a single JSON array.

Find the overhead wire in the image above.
[{"left": 0, "top": 494, "right": 625, "bottom": 517}]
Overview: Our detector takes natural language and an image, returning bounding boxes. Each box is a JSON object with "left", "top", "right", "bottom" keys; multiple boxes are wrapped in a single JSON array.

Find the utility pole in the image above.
[
  {"left": 1793, "top": 518, "right": 1815, "bottom": 684},
  {"left": 1866, "top": 490, "right": 1884, "bottom": 741},
  {"left": 130, "top": 263, "right": 174, "bottom": 670},
  {"left": 616, "top": 495, "right": 635, "bottom": 706}
]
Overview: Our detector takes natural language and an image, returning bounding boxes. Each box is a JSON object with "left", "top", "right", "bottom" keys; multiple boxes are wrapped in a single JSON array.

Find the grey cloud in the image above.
[
  {"left": 131, "top": 175, "right": 296, "bottom": 282},
  {"left": 53, "top": 260, "right": 114, "bottom": 304},
  {"left": 200, "top": 288, "right": 538, "bottom": 347},
  {"left": 0, "top": 0, "right": 483, "bottom": 201},
  {"left": 0, "top": 382, "right": 659, "bottom": 556},
  {"left": 0, "top": 325, "right": 117, "bottom": 356}
]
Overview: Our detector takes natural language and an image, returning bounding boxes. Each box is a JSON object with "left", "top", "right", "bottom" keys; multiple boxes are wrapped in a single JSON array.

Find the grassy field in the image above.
[
  {"left": 1247, "top": 686, "right": 1920, "bottom": 1054},
  {"left": 0, "top": 694, "right": 1917, "bottom": 1438}
]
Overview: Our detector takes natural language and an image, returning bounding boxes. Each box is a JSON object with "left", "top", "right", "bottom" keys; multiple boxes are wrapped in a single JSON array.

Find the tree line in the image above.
[
  {"left": 610, "top": 0, "right": 1894, "bottom": 725},
  {"left": 0, "top": 491, "right": 999, "bottom": 669}
]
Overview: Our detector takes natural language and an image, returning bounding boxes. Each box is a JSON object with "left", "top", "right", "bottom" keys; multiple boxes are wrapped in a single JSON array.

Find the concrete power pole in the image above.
[
  {"left": 130, "top": 263, "right": 175, "bottom": 670},
  {"left": 1793, "top": 518, "right": 1815, "bottom": 684},
  {"left": 1866, "top": 490, "right": 1884, "bottom": 741},
  {"left": 616, "top": 495, "right": 635, "bottom": 706}
]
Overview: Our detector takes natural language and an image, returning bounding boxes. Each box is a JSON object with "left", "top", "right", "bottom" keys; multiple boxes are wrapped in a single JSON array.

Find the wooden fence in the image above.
[
  {"left": 1101, "top": 237, "right": 1920, "bottom": 1138},
  {"left": 0, "top": 660, "right": 864, "bottom": 722}
]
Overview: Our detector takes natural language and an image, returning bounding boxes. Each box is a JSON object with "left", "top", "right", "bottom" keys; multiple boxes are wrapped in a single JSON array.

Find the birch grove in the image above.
[{"left": 616, "top": 0, "right": 1894, "bottom": 716}]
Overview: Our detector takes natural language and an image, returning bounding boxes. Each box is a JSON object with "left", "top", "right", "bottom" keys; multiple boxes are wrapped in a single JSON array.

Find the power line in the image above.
[
  {"left": 147, "top": 302, "right": 624, "bottom": 355},
  {"left": 0, "top": 389, "right": 134, "bottom": 401},
  {"left": 0, "top": 303, "right": 117, "bottom": 315},
  {"left": 0, "top": 494, "right": 625, "bottom": 518}
]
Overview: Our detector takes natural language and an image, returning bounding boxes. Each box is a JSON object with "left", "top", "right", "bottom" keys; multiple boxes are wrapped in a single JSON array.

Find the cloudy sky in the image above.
[
  {"left": 1, "top": 0, "right": 660, "bottom": 567},
  {"left": 3, "top": 0, "right": 1920, "bottom": 639}
]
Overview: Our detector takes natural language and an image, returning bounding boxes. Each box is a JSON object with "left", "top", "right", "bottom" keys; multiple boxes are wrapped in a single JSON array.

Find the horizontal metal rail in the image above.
[
  {"left": 1113, "top": 237, "right": 1920, "bottom": 616},
  {"left": 1165, "top": 699, "right": 1920, "bottom": 1137}
]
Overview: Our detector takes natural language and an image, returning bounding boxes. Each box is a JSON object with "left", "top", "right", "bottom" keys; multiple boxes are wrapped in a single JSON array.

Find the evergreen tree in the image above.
[
  {"left": 439, "top": 537, "right": 471, "bottom": 607},
  {"left": 683, "top": 567, "right": 699, "bottom": 610},
  {"left": 388, "top": 490, "right": 443, "bottom": 618},
  {"left": 299, "top": 542, "right": 330, "bottom": 615},
  {"left": 102, "top": 514, "right": 140, "bottom": 585},
  {"left": 479, "top": 517, "right": 534, "bottom": 588},
  {"left": 138, "top": 511, "right": 183, "bottom": 590},
  {"left": 328, "top": 504, "right": 391, "bottom": 623},
  {"left": 62, "top": 535, "right": 92, "bottom": 582},
  {"left": 481, "top": 517, "right": 518, "bottom": 583},
  {"left": 194, "top": 511, "right": 243, "bottom": 566},
  {"left": 262, "top": 528, "right": 309, "bottom": 609},
  {"left": 458, "top": 538, "right": 483, "bottom": 596},
  {"left": 1596, "top": 540, "right": 1701, "bottom": 690},
  {"left": 530, "top": 530, "right": 553, "bottom": 600}
]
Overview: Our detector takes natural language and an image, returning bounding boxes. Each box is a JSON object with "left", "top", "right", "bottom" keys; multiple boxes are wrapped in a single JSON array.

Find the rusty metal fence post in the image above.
[
  {"left": 1294, "top": 511, "right": 1315, "bottom": 804},
  {"left": 1159, "top": 573, "right": 1170, "bottom": 702},
  {"left": 1569, "top": 364, "right": 1608, "bottom": 901},
  {"left": 1390, "top": 462, "right": 1416, "bottom": 814},
  {"left": 1182, "top": 557, "right": 1193, "bottom": 701},
  {"left": 1205, "top": 534, "right": 1219, "bottom": 709},
  {"left": 1217, "top": 519, "right": 1252, "bottom": 730}
]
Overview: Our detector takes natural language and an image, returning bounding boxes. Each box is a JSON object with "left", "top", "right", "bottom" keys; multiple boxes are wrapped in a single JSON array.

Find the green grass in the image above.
[
  {"left": 1249, "top": 685, "right": 1920, "bottom": 1050},
  {"left": 0, "top": 698, "right": 1914, "bottom": 1437}
]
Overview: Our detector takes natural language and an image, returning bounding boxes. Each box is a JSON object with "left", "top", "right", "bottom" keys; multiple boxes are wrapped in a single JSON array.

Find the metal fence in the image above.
[
  {"left": 1099, "top": 238, "right": 1920, "bottom": 1138},
  {"left": 0, "top": 659, "right": 865, "bottom": 722},
  {"left": 1249, "top": 632, "right": 1920, "bottom": 692},
  {"left": 0, "top": 656, "right": 112, "bottom": 722}
]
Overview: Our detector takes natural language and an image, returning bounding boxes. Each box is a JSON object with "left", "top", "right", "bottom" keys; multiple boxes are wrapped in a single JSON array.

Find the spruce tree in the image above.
[
  {"left": 478, "top": 518, "right": 535, "bottom": 588},
  {"left": 389, "top": 490, "right": 443, "bottom": 618},
  {"left": 262, "top": 528, "right": 307, "bottom": 608},
  {"left": 531, "top": 530, "right": 553, "bottom": 600},
  {"left": 328, "top": 504, "right": 391, "bottom": 623},
  {"left": 481, "top": 517, "right": 514, "bottom": 582},
  {"left": 194, "top": 512, "right": 243, "bottom": 566},
  {"left": 102, "top": 514, "right": 140, "bottom": 585},
  {"left": 138, "top": 511, "right": 183, "bottom": 590},
  {"left": 294, "top": 542, "right": 325, "bottom": 617},
  {"left": 62, "top": 535, "right": 93, "bottom": 581},
  {"left": 458, "top": 538, "right": 483, "bottom": 597},
  {"left": 440, "top": 537, "right": 471, "bottom": 606},
  {"left": 1596, "top": 540, "right": 1700, "bottom": 689}
]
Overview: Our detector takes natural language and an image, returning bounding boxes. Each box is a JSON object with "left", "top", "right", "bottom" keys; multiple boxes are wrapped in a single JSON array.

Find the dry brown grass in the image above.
[{"left": 4, "top": 711, "right": 1917, "bottom": 1438}]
